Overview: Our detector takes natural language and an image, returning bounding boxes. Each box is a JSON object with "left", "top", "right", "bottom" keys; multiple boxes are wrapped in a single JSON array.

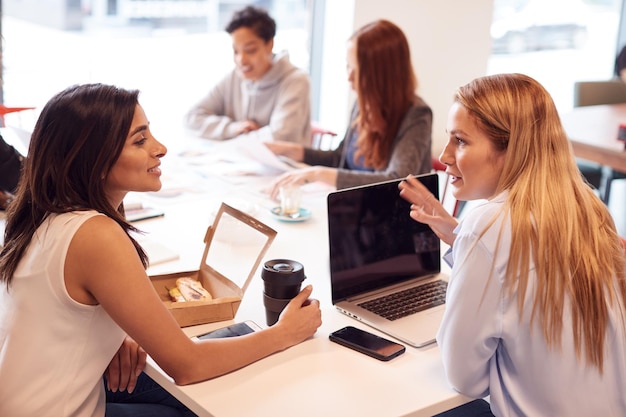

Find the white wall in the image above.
[{"left": 317, "top": 0, "right": 494, "bottom": 156}]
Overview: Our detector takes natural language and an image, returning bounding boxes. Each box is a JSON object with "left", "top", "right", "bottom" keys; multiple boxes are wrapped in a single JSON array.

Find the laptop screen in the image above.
[{"left": 327, "top": 174, "right": 441, "bottom": 303}]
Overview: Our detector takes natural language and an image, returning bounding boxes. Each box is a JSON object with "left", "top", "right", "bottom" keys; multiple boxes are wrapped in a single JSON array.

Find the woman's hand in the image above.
[
  {"left": 398, "top": 175, "right": 459, "bottom": 246},
  {"left": 274, "top": 285, "right": 322, "bottom": 347},
  {"left": 104, "top": 336, "right": 147, "bottom": 393},
  {"left": 264, "top": 141, "right": 305, "bottom": 162},
  {"left": 265, "top": 166, "right": 338, "bottom": 200}
]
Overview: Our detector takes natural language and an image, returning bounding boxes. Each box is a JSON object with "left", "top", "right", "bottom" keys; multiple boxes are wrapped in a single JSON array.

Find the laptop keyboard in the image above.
[{"left": 357, "top": 280, "right": 447, "bottom": 321}]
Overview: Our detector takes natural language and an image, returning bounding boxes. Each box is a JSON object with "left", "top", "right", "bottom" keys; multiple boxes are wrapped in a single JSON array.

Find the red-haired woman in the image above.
[{"left": 265, "top": 19, "right": 432, "bottom": 198}]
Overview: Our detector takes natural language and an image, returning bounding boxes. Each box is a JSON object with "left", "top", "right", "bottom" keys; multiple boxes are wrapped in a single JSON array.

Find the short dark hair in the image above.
[{"left": 225, "top": 5, "right": 276, "bottom": 42}]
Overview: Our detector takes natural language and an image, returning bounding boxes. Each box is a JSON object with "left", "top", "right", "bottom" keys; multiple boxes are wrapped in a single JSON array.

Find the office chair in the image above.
[
  {"left": 310, "top": 122, "right": 337, "bottom": 150},
  {"left": 572, "top": 80, "right": 626, "bottom": 204}
]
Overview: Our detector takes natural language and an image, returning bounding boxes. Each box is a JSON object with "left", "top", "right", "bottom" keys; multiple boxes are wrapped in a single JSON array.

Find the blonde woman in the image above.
[{"left": 400, "top": 73, "right": 626, "bottom": 417}]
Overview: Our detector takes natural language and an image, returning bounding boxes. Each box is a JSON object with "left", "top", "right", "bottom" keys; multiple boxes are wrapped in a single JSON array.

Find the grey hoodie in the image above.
[{"left": 185, "top": 51, "right": 311, "bottom": 144}]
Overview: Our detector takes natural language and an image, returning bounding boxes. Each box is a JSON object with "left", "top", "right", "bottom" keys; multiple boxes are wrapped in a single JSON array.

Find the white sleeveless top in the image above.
[{"left": 0, "top": 211, "right": 126, "bottom": 417}]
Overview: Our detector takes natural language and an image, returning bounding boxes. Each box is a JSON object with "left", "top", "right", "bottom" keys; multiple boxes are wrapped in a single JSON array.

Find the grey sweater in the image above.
[
  {"left": 184, "top": 51, "right": 311, "bottom": 144},
  {"left": 303, "top": 96, "right": 433, "bottom": 189}
]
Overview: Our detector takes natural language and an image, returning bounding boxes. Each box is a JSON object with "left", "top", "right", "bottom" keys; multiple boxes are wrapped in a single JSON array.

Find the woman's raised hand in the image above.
[{"left": 398, "top": 175, "right": 459, "bottom": 246}]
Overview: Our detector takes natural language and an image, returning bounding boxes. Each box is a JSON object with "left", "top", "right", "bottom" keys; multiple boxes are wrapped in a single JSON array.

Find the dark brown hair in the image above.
[{"left": 0, "top": 83, "right": 148, "bottom": 287}]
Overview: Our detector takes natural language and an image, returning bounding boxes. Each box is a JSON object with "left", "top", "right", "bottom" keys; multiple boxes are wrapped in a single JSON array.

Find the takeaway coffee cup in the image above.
[{"left": 261, "top": 259, "right": 306, "bottom": 326}]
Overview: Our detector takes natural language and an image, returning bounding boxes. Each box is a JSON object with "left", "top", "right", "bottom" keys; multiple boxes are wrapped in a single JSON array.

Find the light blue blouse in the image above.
[{"left": 437, "top": 192, "right": 626, "bottom": 417}]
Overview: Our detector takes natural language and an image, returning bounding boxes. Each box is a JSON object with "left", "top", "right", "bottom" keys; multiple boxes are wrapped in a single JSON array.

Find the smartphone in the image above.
[
  {"left": 329, "top": 326, "right": 406, "bottom": 361},
  {"left": 194, "top": 320, "right": 262, "bottom": 340}
]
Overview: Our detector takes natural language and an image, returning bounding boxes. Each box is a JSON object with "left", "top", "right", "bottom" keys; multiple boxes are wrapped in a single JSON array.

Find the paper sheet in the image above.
[{"left": 229, "top": 133, "right": 295, "bottom": 172}]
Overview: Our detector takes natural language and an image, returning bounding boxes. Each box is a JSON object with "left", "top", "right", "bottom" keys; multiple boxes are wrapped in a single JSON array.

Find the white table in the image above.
[
  {"left": 560, "top": 103, "right": 626, "bottom": 174},
  {"left": 122, "top": 135, "right": 470, "bottom": 417}
]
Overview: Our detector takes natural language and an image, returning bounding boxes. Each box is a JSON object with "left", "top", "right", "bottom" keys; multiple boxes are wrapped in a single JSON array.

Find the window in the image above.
[
  {"left": 487, "top": 0, "right": 623, "bottom": 111},
  {"left": 1, "top": 0, "right": 312, "bottom": 136}
]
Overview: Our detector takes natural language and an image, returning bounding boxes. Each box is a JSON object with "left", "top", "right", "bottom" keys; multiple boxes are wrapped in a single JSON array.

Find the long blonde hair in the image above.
[{"left": 457, "top": 73, "right": 626, "bottom": 372}]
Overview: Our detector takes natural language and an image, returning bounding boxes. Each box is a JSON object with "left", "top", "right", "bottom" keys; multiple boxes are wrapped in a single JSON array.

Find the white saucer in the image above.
[{"left": 270, "top": 207, "right": 312, "bottom": 222}]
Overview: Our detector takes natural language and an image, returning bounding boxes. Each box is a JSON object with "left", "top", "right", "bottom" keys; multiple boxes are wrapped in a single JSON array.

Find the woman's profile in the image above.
[
  {"left": 265, "top": 19, "right": 432, "bottom": 197},
  {"left": 0, "top": 83, "right": 321, "bottom": 417}
]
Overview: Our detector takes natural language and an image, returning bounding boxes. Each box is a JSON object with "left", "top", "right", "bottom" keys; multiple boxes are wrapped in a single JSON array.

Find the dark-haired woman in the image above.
[{"left": 0, "top": 83, "right": 321, "bottom": 417}]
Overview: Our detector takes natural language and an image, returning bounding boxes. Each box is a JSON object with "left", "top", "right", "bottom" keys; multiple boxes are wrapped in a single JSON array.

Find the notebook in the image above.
[{"left": 327, "top": 173, "right": 447, "bottom": 348}]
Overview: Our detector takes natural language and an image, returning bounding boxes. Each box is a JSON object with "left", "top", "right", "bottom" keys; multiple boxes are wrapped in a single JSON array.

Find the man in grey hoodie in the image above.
[{"left": 185, "top": 5, "right": 311, "bottom": 145}]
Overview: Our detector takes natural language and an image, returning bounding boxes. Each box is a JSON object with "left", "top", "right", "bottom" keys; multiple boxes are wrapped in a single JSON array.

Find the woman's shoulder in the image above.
[
  {"left": 38, "top": 211, "right": 115, "bottom": 253},
  {"left": 396, "top": 97, "right": 433, "bottom": 134},
  {"left": 456, "top": 194, "right": 509, "bottom": 242},
  {"left": 69, "top": 213, "right": 135, "bottom": 260},
  {"left": 50, "top": 211, "right": 120, "bottom": 237},
  {"left": 409, "top": 95, "right": 433, "bottom": 114},
  {"left": 76, "top": 212, "right": 122, "bottom": 234},
  {"left": 405, "top": 96, "right": 433, "bottom": 119},
  {"left": 49, "top": 210, "right": 104, "bottom": 226}
]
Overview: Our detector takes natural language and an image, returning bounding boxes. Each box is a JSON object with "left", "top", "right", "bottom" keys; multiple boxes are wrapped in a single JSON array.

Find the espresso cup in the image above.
[{"left": 261, "top": 259, "right": 306, "bottom": 326}]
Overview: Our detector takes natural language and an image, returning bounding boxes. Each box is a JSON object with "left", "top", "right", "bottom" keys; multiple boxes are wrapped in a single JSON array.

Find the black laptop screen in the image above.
[{"left": 327, "top": 174, "right": 441, "bottom": 303}]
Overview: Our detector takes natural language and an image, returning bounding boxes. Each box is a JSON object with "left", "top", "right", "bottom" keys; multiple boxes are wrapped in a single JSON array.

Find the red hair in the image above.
[{"left": 351, "top": 20, "right": 417, "bottom": 169}]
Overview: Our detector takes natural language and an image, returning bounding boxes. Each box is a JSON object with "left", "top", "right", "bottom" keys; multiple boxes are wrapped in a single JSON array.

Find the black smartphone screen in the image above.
[{"left": 329, "top": 326, "right": 406, "bottom": 361}]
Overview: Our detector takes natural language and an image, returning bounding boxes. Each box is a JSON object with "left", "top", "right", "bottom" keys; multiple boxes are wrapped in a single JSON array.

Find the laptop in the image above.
[{"left": 327, "top": 173, "right": 447, "bottom": 348}]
